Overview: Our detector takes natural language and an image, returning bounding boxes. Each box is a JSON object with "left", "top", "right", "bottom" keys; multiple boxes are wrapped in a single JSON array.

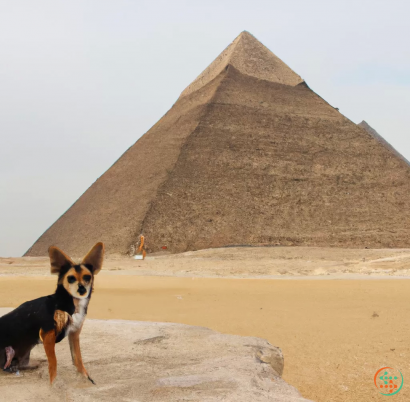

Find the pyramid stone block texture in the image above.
[{"left": 26, "top": 32, "right": 410, "bottom": 256}]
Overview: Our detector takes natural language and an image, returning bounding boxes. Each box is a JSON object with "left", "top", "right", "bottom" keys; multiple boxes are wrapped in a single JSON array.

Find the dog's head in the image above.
[{"left": 48, "top": 243, "right": 104, "bottom": 299}]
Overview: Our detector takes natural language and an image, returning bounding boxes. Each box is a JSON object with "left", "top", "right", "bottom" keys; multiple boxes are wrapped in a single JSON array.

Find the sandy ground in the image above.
[
  {"left": 1, "top": 247, "right": 410, "bottom": 401},
  {"left": 0, "top": 308, "right": 309, "bottom": 402},
  {"left": 3, "top": 246, "right": 410, "bottom": 279}
]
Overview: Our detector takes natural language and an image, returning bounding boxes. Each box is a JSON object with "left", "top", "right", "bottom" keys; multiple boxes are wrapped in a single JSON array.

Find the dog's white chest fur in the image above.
[{"left": 68, "top": 298, "right": 88, "bottom": 333}]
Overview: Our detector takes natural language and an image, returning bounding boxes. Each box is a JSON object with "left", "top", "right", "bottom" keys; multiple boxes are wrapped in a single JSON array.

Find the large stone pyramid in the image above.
[{"left": 26, "top": 32, "right": 410, "bottom": 256}]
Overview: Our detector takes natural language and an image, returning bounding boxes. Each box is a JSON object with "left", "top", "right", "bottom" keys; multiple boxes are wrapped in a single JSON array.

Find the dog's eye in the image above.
[
  {"left": 67, "top": 275, "right": 76, "bottom": 284},
  {"left": 83, "top": 275, "right": 91, "bottom": 282}
]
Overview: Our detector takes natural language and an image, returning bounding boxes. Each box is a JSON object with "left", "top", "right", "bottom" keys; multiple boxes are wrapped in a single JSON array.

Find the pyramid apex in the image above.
[
  {"left": 235, "top": 30, "right": 258, "bottom": 42},
  {"left": 180, "top": 31, "right": 303, "bottom": 98},
  {"left": 238, "top": 30, "right": 252, "bottom": 36}
]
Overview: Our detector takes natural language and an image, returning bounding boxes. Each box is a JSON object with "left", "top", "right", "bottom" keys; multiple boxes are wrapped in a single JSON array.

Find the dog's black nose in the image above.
[{"left": 78, "top": 285, "right": 86, "bottom": 295}]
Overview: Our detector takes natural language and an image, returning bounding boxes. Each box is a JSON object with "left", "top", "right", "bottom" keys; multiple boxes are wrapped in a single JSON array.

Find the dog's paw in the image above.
[{"left": 2, "top": 366, "right": 19, "bottom": 374}]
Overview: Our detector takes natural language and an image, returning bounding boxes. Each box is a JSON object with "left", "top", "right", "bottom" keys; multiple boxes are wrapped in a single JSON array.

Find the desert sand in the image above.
[
  {"left": 1, "top": 247, "right": 410, "bottom": 401},
  {"left": 5, "top": 246, "right": 410, "bottom": 279}
]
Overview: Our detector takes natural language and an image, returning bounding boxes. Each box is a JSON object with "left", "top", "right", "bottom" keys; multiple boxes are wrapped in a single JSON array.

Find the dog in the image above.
[{"left": 0, "top": 242, "right": 104, "bottom": 384}]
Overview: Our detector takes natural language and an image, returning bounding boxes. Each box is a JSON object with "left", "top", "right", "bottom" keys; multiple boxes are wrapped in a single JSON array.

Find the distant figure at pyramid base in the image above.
[{"left": 25, "top": 32, "right": 410, "bottom": 257}]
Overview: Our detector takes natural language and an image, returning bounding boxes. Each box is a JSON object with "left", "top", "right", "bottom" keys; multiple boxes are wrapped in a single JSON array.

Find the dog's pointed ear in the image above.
[
  {"left": 48, "top": 246, "right": 74, "bottom": 274},
  {"left": 82, "top": 242, "right": 105, "bottom": 275}
]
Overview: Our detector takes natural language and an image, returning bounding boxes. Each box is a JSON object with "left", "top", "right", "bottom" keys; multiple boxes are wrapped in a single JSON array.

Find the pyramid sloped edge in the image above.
[
  {"left": 358, "top": 121, "right": 410, "bottom": 167},
  {"left": 23, "top": 72, "right": 227, "bottom": 257}
]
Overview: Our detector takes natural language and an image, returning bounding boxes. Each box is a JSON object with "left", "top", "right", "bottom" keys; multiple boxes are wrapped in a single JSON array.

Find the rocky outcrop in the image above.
[{"left": 0, "top": 308, "right": 311, "bottom": 401}]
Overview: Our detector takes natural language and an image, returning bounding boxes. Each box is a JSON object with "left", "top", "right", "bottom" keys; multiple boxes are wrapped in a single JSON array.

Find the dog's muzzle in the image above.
[{"left": 78, "top": 285, "right": 87, "bottom": 295}]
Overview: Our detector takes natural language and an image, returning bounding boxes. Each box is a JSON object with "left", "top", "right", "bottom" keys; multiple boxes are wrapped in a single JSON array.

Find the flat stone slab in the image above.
[{"left": 0, "top": 308, "right": 311, "bottom": 401}]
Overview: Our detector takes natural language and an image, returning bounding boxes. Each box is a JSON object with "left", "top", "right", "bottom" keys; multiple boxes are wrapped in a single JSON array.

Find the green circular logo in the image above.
[{"left": 374, "top": 367, "right": 404, "bottom": 396}]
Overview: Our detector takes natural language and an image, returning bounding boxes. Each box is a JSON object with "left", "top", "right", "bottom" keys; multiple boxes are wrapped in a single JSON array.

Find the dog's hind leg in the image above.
[
  {"left": 19, "top": 348, "right": 31, "bottom": 367},
  {"left": 18, "top": 346, "right": 40, "bottom": 370}
]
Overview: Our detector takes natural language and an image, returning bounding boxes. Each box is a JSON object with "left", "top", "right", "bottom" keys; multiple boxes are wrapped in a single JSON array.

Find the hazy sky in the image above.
[{"left": 1, "top": 0, "right": 409, "bottom": 256}]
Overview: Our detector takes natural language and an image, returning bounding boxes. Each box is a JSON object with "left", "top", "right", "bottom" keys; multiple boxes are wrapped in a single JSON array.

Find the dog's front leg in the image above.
[
  {"left": 40, "top": 329, "right": 57, "bottom": 384},
  {"left": 68, "top": 328, "right": 95, "bottom": 384}
]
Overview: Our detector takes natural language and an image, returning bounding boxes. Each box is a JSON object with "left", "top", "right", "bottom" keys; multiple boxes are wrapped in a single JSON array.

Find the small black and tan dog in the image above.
[{"left": 0, "top": 242, "right": 104, "bottom": 384}]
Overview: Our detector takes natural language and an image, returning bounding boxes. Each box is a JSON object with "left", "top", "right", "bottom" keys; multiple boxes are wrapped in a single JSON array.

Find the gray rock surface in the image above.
[{"left": 0, "top": 308, "right": 311, "bottom": 401}]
